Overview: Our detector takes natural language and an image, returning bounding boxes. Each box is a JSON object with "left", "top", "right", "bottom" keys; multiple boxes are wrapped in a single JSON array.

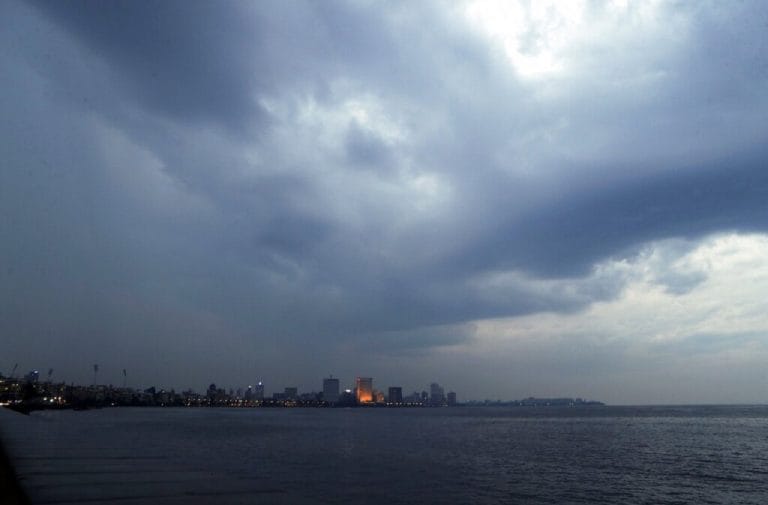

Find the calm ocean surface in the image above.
[{"left": 2, "top": 405, "right": 768, "bottom": 504}]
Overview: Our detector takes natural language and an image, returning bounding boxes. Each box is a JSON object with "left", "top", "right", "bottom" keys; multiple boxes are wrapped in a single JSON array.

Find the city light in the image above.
[{"left": 0, "top": 369, "right": 463, "bottom": 411}]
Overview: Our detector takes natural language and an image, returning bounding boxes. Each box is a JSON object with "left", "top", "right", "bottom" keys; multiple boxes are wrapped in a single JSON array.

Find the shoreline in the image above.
[{"left": 0, "top": 434, "right": 30, "bottom": 505}]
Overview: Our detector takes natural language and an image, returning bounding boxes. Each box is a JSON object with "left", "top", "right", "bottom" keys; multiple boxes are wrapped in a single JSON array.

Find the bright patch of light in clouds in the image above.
[
  {"left": 465, "top": 0, "right": 583, "bottom": 78},
  {"left": 471, "top": 233, "right": 768, "bottom": 356},
  {"left": 426, "top": 233, "right": 768, "bottom": 403},
  {"left": 465, "top": 0, "right": 686, "bottom": 81}
]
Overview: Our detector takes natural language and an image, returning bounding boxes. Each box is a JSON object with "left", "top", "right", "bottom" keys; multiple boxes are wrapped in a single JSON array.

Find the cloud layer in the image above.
[{"left": 2, "top": 0, "right": 767, "bottom": 401}]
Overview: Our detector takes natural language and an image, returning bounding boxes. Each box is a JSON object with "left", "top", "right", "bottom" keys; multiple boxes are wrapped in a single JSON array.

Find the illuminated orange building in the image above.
[{"left": 355, "top": 377, "right": 373, "bottom": 403}]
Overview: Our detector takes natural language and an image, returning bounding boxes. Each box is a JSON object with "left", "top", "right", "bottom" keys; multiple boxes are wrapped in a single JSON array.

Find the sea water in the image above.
[{"left": 2, "top": 405, "right": 767, "bottom": 504}]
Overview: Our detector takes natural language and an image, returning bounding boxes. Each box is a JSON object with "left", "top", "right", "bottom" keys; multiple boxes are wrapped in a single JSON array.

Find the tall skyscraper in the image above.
[
  {"left": 447, "top": 391, "right": 457, "bottom": 406},
  {"left": 254, "top": 381, "right": 264, "bottom": 400},
  {"left": 388, "top": 386, "right": 403, "bottom": 404},
  {"left": 323, "top": 376, "right": 340, "bottom": 403},
  {"left": 284, "top": 387, "right": 298, "bottom": 399},
  {"left": 430, "top": 382, "right": 445, "bottom": 406},
  {"left": 356, "top": 377, "right": 373, "bottom": 404}
]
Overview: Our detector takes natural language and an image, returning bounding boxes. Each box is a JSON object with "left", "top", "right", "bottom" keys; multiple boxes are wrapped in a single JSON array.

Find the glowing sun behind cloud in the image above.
[
  {"left": 465, "top": 0, "right": 588, "bottom": 78},
  {"left": 464, "top": 0, "right": 672, "bottom": 81}
]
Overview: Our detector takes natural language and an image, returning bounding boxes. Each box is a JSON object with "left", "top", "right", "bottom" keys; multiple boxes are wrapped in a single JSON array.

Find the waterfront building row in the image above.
[{"left": 0, "top": 372, "right": 457, "bottom": 410}]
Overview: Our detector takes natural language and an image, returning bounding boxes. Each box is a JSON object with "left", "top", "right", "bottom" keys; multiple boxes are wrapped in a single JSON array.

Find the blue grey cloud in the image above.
[
  {"left": 29, "top": 0, "right": 266, "bottom": 132},
  {"left": 2, "top": 0, "right": 768, "bottom": 398},
  {"left": 466, "top": 148, "right": 768, "bottom": 278}
]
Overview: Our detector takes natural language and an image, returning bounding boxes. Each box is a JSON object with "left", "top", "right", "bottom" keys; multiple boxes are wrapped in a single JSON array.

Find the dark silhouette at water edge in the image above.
[{"left": 0, "top": 431, "right": 30, "bottom": 505}]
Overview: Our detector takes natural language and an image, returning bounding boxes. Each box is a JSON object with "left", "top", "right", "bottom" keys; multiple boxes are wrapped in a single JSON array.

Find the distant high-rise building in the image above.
[
  {"left": 356, "top": 377, "right": 373, "bottom": 403},
  {"left": 254, "top": 381, "right": 264, "bottom": 400},
  {"left": 421, "top": 390, "right": 429, "bottom": 404},
  {"left": 244, "top": 385, "right": 254, "bottom": 401},
  {"left": 338, "top": 389, "right": 356, "bottom": 406},
  {"left": 447, "top": 391, "right": 457, "bottom": 406},
  {"left": 430, "top": 382, "right": 445, "bottom": 406},
  {"left": 388, "top": 387, "right": 403, "bottom": 404},
  {"left": 323, "top": 376, "right": 340, "bottom": 403},
  {"left": 405, "top": 391, "right": 421, "bottom": 404},
  {"left": 25, "top": 370, "right": 39, "bottom": 384},
  {"left": 284, "top": 387, "right": 298, "bottom": 399}
]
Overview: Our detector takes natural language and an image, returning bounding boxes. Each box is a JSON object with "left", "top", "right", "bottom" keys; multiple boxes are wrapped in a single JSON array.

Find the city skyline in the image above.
[
  {"left": 3, "top": 1, "right": 768, "bottom": 405},
  {"left": 2, "top": 365, "right": 464, "bottom": 404}
]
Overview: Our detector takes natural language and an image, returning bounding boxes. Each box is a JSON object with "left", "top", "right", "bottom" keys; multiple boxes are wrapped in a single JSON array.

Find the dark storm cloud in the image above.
[
  {"left": 29, "top": 0, "right": 268, "bottom": 132},
  {"left": 464, "top": 147, "right": 768, "bottom": 278},
  {"left": 3, "top": 0, "right": 768, "bottom": 394},
  {"left": 28, "top": 0, "right": 484, "bottom": 132}
]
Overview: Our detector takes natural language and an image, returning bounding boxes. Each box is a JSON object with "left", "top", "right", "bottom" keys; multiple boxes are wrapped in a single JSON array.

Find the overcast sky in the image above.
[{"left": 2, "top": 0, "right": 768, "bottom": 404}]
